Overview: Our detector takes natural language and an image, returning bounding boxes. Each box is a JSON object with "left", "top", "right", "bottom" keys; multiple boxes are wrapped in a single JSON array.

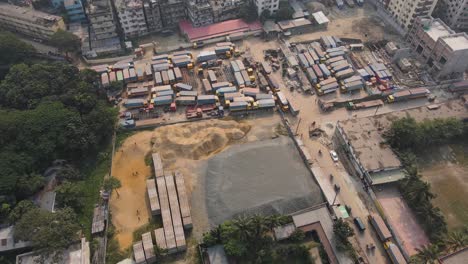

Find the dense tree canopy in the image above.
[
  {"left": 0, "top": 31, "right": 36, "bottom": 66},
  {"left": 50, "top": 29, "right": 81, "bottom": 54},
  {"left": 240, "top": 1, "right": 259, "bottom": 22}
]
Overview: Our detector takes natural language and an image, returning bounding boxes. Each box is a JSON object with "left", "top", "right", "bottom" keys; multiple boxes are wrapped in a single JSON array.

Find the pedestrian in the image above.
[
  {"left": 137, "top": 209, "right": 140, "bottom": 215},
  {"left": 138, "top": 216, "right": 140, "bottom": 222}
]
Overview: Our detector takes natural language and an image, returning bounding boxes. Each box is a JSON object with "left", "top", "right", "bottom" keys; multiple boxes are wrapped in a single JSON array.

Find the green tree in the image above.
[
  {"left": 412, "top": 244, "right": 440, "bottom": 264},
  {"left": 239, "top": 1, "right": 258, "bottom": 22},
  {"left": 260, "top": 10, "right": 271, "bottom": 22},
  {"left": 56, "top": 181, "right": 85, "bottom": 212},
  {"left": 14, "top": 207, "right": 80, "bottom": 261},
  {"left": 274, "top": 1, "right": 294, "bottom": 21},
  {"left": 56, "top": 165, "right": 82, "bottom": 182},
  {"left": 50, "top": 29, "right": 81, "bottom": 55},
  {"left": 443, "top": 230, "right": 468, "bottom": 253},
  {"left": 103, "top": 176, "right": 122, "bottom": 197},
  {"left": 0, "top": 31, "right": 36, "bottom": 65},
  {"left": 333, "top": 218, "right": 355, "bottom": 252},
  {"left": 15, "top": 173, "right": 45, "bottom": 199},
  {"left": 8, "top": 200, "right": 36, "bottom": 223}
]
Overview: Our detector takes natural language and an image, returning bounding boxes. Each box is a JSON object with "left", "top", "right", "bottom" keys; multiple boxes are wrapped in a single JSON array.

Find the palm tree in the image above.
[
  {"left": 103, "top": 176, "right": 122, "bottom": 197},
  {"left": 414, "top": 244, "right": 440, "bottom": 264},
  {"left": 232, "top": 216, "right": 253, "bottom": 241},
  {"left": 444, "top": 231, "right": 468, "bottom": 253}
]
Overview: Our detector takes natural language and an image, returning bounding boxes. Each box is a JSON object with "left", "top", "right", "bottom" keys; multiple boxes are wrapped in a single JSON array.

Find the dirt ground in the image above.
[
  {"left": 110, "top": 131, "right": 154, "bottom": 250},
  {"left": 419, "top": 144, "right": 468, "bottom": 230}
]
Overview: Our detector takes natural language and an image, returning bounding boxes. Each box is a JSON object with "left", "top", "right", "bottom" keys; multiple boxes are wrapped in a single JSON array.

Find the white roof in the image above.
[{"left": 312, "top": 11, "right": 330, "bottom": 25}]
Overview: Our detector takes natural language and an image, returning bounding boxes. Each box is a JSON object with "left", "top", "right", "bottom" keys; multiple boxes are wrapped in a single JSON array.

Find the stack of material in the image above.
[
  {"left": 175, "top": 171, "right": 192, "bottom": 229},
  {"left": 133, "top": 241, "right": 146, "bottom": 264},
  {"left": 154, "top": 228, "right": 167, "bottom": 250},
  {"left": 142, "top": 232, "right": 156, "bottom": 263},
  {"left": 156, "top": 176, "right": 177, "bottom": 253},
  {"left": 147, "top": 179, "right": 160, "bottom": 215},
  {"left": 152, "top": 153, "right": 164, "bottom": 177},
  {"left": 165, "top": 173, "right": 187, "bottom": 251},
  {"left": 91, "top": 205, "right": 106, "bottom": 235}
]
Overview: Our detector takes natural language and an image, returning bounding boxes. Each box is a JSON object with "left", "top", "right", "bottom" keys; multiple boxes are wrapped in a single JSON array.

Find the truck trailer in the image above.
[
  {"left": 387, "top": 88, "right": 429, "bottom": 103},
  {"left": 368, "top": 213, "right": 392, "bottom": 242}
]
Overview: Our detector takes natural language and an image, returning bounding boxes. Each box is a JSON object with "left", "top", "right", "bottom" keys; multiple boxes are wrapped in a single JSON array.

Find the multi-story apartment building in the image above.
[
  {"left": 407, "top": 16, "right": 468, "bottom": 78},
  {"left": 86, "top": 0, "right": 121, "bottom": 54},
  {"left": 159, "top": 0, "right": 186, "bottom": 28},
  {"left": 143, "top": 0, "right": 164, "bottom": 32},
  {"left": 386, "top": 0, "right": 438, "bottom": 31},
  {"left": 434, "top": 0, "right": 468, "bottom": 31},
  {"left": 0, "top": 3, "right": 65, "bottom": 39},
  {"left": 64, "top": 0, "right": 87, "bottom": 23},
  {"left": 211, "top": 0, "right": 243, "bottom": 22},
  {"left": 186, "top": 0, "right": 214, "bottom": 27},
  {"left": 254, "top": 0, "right": 279, "bottom": 16},
  {"left": 116, "top": 0, "right": 149, "bottom": 38}
]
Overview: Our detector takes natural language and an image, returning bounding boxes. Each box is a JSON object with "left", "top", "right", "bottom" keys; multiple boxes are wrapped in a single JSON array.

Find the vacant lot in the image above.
[{"left": 419, "top": 144, "right": 468, "bottom": 230}]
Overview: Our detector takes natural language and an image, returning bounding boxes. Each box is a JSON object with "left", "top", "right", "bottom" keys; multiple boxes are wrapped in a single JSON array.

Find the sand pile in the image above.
[{"left": 151, "top": 120, "right": 250, "bottom": 166}]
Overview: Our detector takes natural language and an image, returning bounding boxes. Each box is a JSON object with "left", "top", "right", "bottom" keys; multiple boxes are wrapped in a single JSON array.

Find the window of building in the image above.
[
  {"left": 1, "top": 239, "right": 7, "bottom": 246},
  {"left": 416, "top": 45, "right": 423, "bottom": 54},
  {"left": 439, "top": 57, "right": 447, "bottom": 65}
]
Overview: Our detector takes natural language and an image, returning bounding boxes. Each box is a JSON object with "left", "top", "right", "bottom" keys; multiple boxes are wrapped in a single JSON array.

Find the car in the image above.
[
  {"left": 354, "top": 217, "right": 366, "bottom": 231},
  {"left": 330, "top": 150, "right": 339, "bottom": 162}
]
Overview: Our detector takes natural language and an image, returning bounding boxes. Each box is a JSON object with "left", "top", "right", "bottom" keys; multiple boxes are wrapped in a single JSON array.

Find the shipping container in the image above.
[
  {"left": 197, "top": 95, "right": 218, "bottom": 105},
  {"left": 173, "top": 67, "right": 182, "bottom": 81},
  {"left": 152, "top": 63, "right": 171, "bottom": 72},
  {"left": 328, "top": 50, "right": 346, "bottom": 58},
  {"left": 229, "top": 101, "right": 249, "bottom": 111},
  {"left": 255, "top": 93, "right": 274, "bottom": 100},
  {"left": 175, "top": 96, "right": 196, "bottom": 105},
  {"left": 208, "top": 70, "right": 217, "bottom": 83},
  {"left": 242, "top": 88, "right": 260, "bottom": 97},
  {"left": 152, "top": 59, "right": 169, "bottom": 65},
  {"left": 152, "top": 54, "right": 169, "bottom": 61},
  {"left": 216, "top": 86, "right": 237, "bottom": 96},
  {"left": 128, "top": 87, "right": 148, "bottom": 97},
  {"left": 342, "top": 75, "right": 362, "bottom": 84},
  {"left": 211, "top": 82, "right": 231, "bottom": 91},
  {"left": 153, "top": 95, "right": 173, "bottom": 106},
  {"left": 145, "top": 65, "right": 152, "bottom": 79},
  {"left": 276, "top": 92, "right": 289, "bottom": 110},
  {"left": 289, "top": 100, "right": 300, "bottom": 116},
  {"left": 298, "top": 53, "right": 309, "bottom": 68},
  {"left": 224, "top": 92, "right": 243, "bottom": 101},
  {"left": 261, "top": 61, "right": 272, "bottom": 74},
  {"left": 196, "top": 50, "right": 217, "bottom": 63},
  {"left": 305, "top": 67, "right": 318, "bottom": 84},
  {"left": 241, "top": 70, "right": 251, "bottom": 85},
  {"left": 327, "top": 56, "right": 345, "bottom": 65},
  {"left": 385, "top": 242, "right": 407, "bottom": 264},
  {"left": 234, "top": 72, "right": 245, "bottom": 87},
  {"left": 157, "top": 89, "right": 175, "bottom": 98},
  {"left": 287, "top": 56, "right": 299, "bottom": 68},
  {"left": 312, "top": 64, "right": 324, "bottom": 79},
  {"left": 174, "top": 171, "right": 192, "bottom": 229},
  {"left": 257, "top": 98, "right": 276, "bottom": 109},
  {"left": 202, "top": 79, "right": 212, "bottom": 94},
  {"left": 234, "top": 96, "right": 254, "bottom": 103},
  {"left": 236, "top": 60, "right": 245, "bottom": 71},
  {"left": 343, "top": 80, "right": 364, "bottom": 92},
  {"left": 154, "top": 72, "right": 163, "bottom": 85},
  {"left": 124, "top": 98, "right": 147, "bottom": 109},
  {"left": 152, "top": 85, "right": 172, "bottom": 93},
  {"left": 332, "top": 62, "right": 350, "bottom": 72},
  {"left": 161, "top": 71, "right": 169, "bottom": 85},
  {"left": 167, "top": 69, "right": 175, "bottom": 83},
  {"left": 178, "top": 91, "right": 197, "bottom": 97},
  {"left": 319, "top": 77, "right": 337, "bottom": 87},
  {"left": 335, "top": 68, "right": 355, "bottom": 80},
  {"left": 172, "top": 50, "right": 192, "bottom": 58},
  {"left": 123, "top": 69, "right": 130, "bottom": 82},
  {"left": 231, "top": 60, "right": 240, "bottom": 72},
  {"left": 216, "top": 41, "right": 234, "bottom": 47},
  {"left": 133, "top": 241, "right": 146, "bottom": 264},
  {"left": 174, "top": 83, "right": 193, "bottom": 91},
  {"left": 319, "top": 64, "right": 331, "bottom": 78}
]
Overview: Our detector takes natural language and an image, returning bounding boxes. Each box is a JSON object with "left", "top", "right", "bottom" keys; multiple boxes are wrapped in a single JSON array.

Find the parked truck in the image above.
[
  {"left": 196, "top": 51, "right": 217, "bottom": 63},
  {"left": 242, "top": 88, "right": 260, "bottom": 97},
  {"left": 317, "top": 82, "right": 339, "bottom": 95},
  {"left": 335, "top": 68, "right": 355, "bottom": 80},
  {"left": 346, "top": 99, "right": 384, "bottom": 110},
  {"left": 312, "top": 64, "right": 324, "bottom": 80},
  {"left": 387, "top": 88, "right": 429, "bottom": 103},
  {"left": 257, "top": 99, "right": 276, "bottom": 109},
  {"left": 153, "top": 95, "right": 173, "bottom": 106},
  {"left": 305, "top": 67, "right": 318, "bottom": 84},
  {"left": 276, "top": 92, "right": 289, "bottom": 111},
  {"left": 289, "top": 100, "right": 300, "bottom": 116},
  {"left": 341, "top": 80, "right": 364, "bottom": 93},
  {"left": 124, "top": 98, "right": 147, "bottom": 109},
  {"left": 216, "top": 86, "right": 237, "bottom": 96},
  {"left": 197, "top": 95, "right": 219, "bottom": 105},
  {"left": 174, "top": 83, "right": 193, "bottom": 91},
  {"left": 175, "top": 96, "right": 197, "bottom": 106},
  {"left": 261, "top": 61, "right": 272, "bottom": 75},
  {"left": 202, "top": 79, "right": 212, "bottom": 94},
  {"left": 211, "top": 82, "right": 232, "bottom": 91},
  {"left": 229, "top": 101, "right": 250, "bottom": 111},
  {"left": 178, "top": 91, "right": 198, "bottom": 97},
  {"left": 235, "top": 72, "right": 245, "bottom": 87},
  {"left": 384, "top": 242, "right": 407, "bottom": 264},
  {"left": 369, "top": 213, "right": 392, "bottom": 242}
]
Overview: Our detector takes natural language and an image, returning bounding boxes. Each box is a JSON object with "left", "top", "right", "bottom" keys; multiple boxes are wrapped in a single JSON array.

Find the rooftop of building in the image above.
[
  {"left": 338, "top": 99, "right": 468, "bottom": 174},
  {"left": 64, "top": 0, "right": 82, "bottom": 7},
  {"left": 179, "top": 18, "right": 261, "bottom": 42},
  {"left": 312, "top": 11, "right": 329, "bottom": 25},
  {"left": 87, "top": 0, "right": 112, "bottom": 14},
  {"left": 440, "top": 33, "right": 468, "bottom": 51},
  {"left": 115, "top": 0, "right": 142, "bottom": 10},
  {"left": 0, "top": 3, "right": 62, "bottom": 25},
  {"left": 277, "top": 18, "right": 312, "bottom": 31},
  {"left": 438, "top": 247, "right": 468, "bottom": 264},
  {"left": 16, "top": 238, "right": 90, "bottom": 264}
]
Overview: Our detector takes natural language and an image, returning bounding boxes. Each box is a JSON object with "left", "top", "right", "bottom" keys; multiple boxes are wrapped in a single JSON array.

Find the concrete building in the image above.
[
  {"left": 16, "top": 237, "right": 90, "bottom": 264},
  {"left": 438, "top": 247, "right": 468, "bottom": 264},
  {"left": 116, "top": 0, "right": 149, "bottom": 38},
  {"left": 186, "top": 0, "right": 214, "bottom": 27},
  {"left": 159, "top": 0, "right": 187, "bottom": 28},
  {"left": 407, "top": 16, "right": 468, "bottom": 78},
  {"left": 434, "top": 0, "right": 468, "bottom": 32},
  {"left": 254, "top": 0, "right": 279, "bottom": 16},
  {"left": 211, "top": 0, "right": 243, "bottom": 23},
  {"left": 385, "top": 0, "right": 438, "bottom": 31},
  {"left": 86, "top": 0, "right": 122, "bottom": 55},
  {"left": 64, "top": 0, "right": 87, "bottom": 23},
  {"left": 0, "top": 3, "right": 65, "bottom": 39},
  {"left": 143, "top": 0, "right": 164, "bottom": 32},
  {"left": 0, "top": 226, "right": 30, "bottom": 253}
]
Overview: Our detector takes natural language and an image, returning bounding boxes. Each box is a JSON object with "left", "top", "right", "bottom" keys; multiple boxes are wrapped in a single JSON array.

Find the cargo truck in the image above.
[
  {"left": 229, "top": 101, "right": 249, "bottom": 111},
  {"left": 233, "top": 96, "right": 254, "bottom": 103},
  {"left": 306, "top": 67, "right": 318, "bottom": 84},
  {"left": 289, "top": 101, "right": 300, "bottom": 116},
  {"left": 207, "top": 70, "right": 217, "bottom": 83},
  {"left": 172, "top": 57, "right": 192, "bottom": 68},
  {"left": 211, "top": 82, "right": 231, "bottom": 91},
  {"left": 257, "top": 99, "right": 276, "bottom": 109},
  {"left": 235, "top": 72, "right": 245, "bottom": 87},
  {"left": 276, "top": 92, "right": 289, "bottom": 111},
  {"left": 128, "top": 87, "right": 149, "bottom": 97},
  {"left": 152, "top": 63, "right": 171, "bottom": 72},
  {"left": 178, "top": 91, "right": 197, "bottom": 97},
  {"left": 448, "top": 80, "right": 468, "bottom": 93},
  {"left": 161, "top": 71, "right": 169, "bottom": 85},
  {"left": 231, "top": 61, "right": 240, "bottom": 72},
  {"left": 241, "top": 70, "right": 251, "bottom": 86},
  {"left": 255, "top": 93, "right": 274, "bottom": 100},
  {"left": 197, "top": 95, "right": 219, "bottom": 105},
  {"left": 308, "top": 48, "right": 320, "bottom": 63},
  {"left": 341, "top": 80, "right": 364, "bottom": 92},
  {"left": 335, "top": 68, "right": 355, "bottom": 80},
  {"left": 216, "top": 86, "right": 237, "bottom": 96},
  {"left": 124, "top": 98, "right": 147, "bottom": 109},
  {"left": 236, "top": 60, "right": 245, "bottom": 71},
  {"left": 153, "top": 95, "right": 173, "bottom": 106},
  {"left": 384, "top": 242, "right": 407, "bottom": 264},
  {"left": 123, "top": 69, "right": 130, "bottom": 82},
  {"left": 387, "top": 88, "right": 429, "bottom": 103},
  {"left": 242, "top": 88, "right": 260, "bottom": 97},
  {"left": 215, "top": 46, "right": 233, "bottom": 55},
  {"left": 152, "top": 54, "right": 169, "bottom": 61},
  {"left": 341, "top": 75, "right": 362, "bottom": 85},
  {"left": 173, "top": 67, "right": 182, "bottom": 81},
  {"left": 167, "top": 69, "right": 175, "bottom": 83},
  {"left": 152, "top": 85, "right": 172, "bottom": 93},
  {"left": 368, "top": 214, "right": 392, "bottom": 242},
  {"left": 304, "top": 52, "right": 315, "bottom": 66},
  {"left": 175, "top": 96, "right": 196, "bottom": 106},
  {"left": 202, "top": 79, "right": 212, "bottom": 94},
  {"left": 156, "top": 90, "right": 174, "bottom": 98},
  {"left": 267, "top": 75, "right": 280, "bottom": 92},
  {"left": 154, "top": 72, "right": 163, "bottom": 85},
  {"left": 196, "top": 51, "right": 217, "bottom": 63},
  {"left": 317, "top": 82, "right": 339, "bottom": 95},
  {"left": 312, "top": 64, "right": 324, "bottom": 80},
  {"left": 172, "top": 50, "right": 192, "bottom": 58},
  {"left": 298, "top": 54, "right": 309, "bottom": 68},
  {"left": 331, "top": 62, "right": 350, "bottom": 73},
  {"left": 101, "top": 73, "right": 109, "bottom": 87},
  {"left": 224, "top": 92, "right": 243, "bottom": 101},
  {"left": 261, "top": 62, "right": 272, "bottom": 75},
  {"left": 326, "top": 56, "right": 345, "bottom": 65},
  {"left": 346, "top": 99, "right": 383, "bottom": 110}
]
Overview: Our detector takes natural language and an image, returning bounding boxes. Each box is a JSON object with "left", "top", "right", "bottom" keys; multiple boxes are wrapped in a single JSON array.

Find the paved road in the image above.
[{"left": 17, "top": 36, "right": 58, "bottom": 54}]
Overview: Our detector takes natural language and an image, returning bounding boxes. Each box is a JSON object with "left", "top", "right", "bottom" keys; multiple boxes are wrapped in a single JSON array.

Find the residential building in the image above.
[
  {"left": 86, "top": 0, "right": 122, "bottom": 55},
  {"left": 143, "top": 0, "right": 164, "bottom": 32},
  {"left": 52, "top": 0, "right": 66, "bottom": 8},
  {"left": 434, "top": 0, "right": 468, "bottom": 31},
  {"left": 386, "top": 0, "right": 438, "bottom": 30},
  {"left": 407, "top": 16, "right": 468, "bottom": 78},
  {"left": 116, "top": 0, "right": 149, "bottom": 38},
  {"left": 186, "top": 0, "right": 214, "bottom": 27},
  {"left": 64, "top": 0, "right": 87, "bottom": 23},
  {"left": 16, "top": 237, "right": 90, "bottom": 264},
  {"left": 438, "top": 247, "right": 468, "bottom": 264},
  {"left": 159, "top": 0, "right": 187, "bottom": 28},
  {"left": 0, "top": 226, "right": 30, "bottom": 253},
  {"left": 254, "top": 0, "right": 279, "bottom": 16},
  {"left": 211, "top": 0, "right": 243, "bottom": 22},
  {"left": 0, "top": 3, "right": 65, "bottom": 39}
]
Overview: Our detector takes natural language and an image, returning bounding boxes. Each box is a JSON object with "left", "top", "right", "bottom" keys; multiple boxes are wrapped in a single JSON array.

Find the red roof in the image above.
[{"left": 179, "top": 19, "right": 262, "bottom": 42}]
